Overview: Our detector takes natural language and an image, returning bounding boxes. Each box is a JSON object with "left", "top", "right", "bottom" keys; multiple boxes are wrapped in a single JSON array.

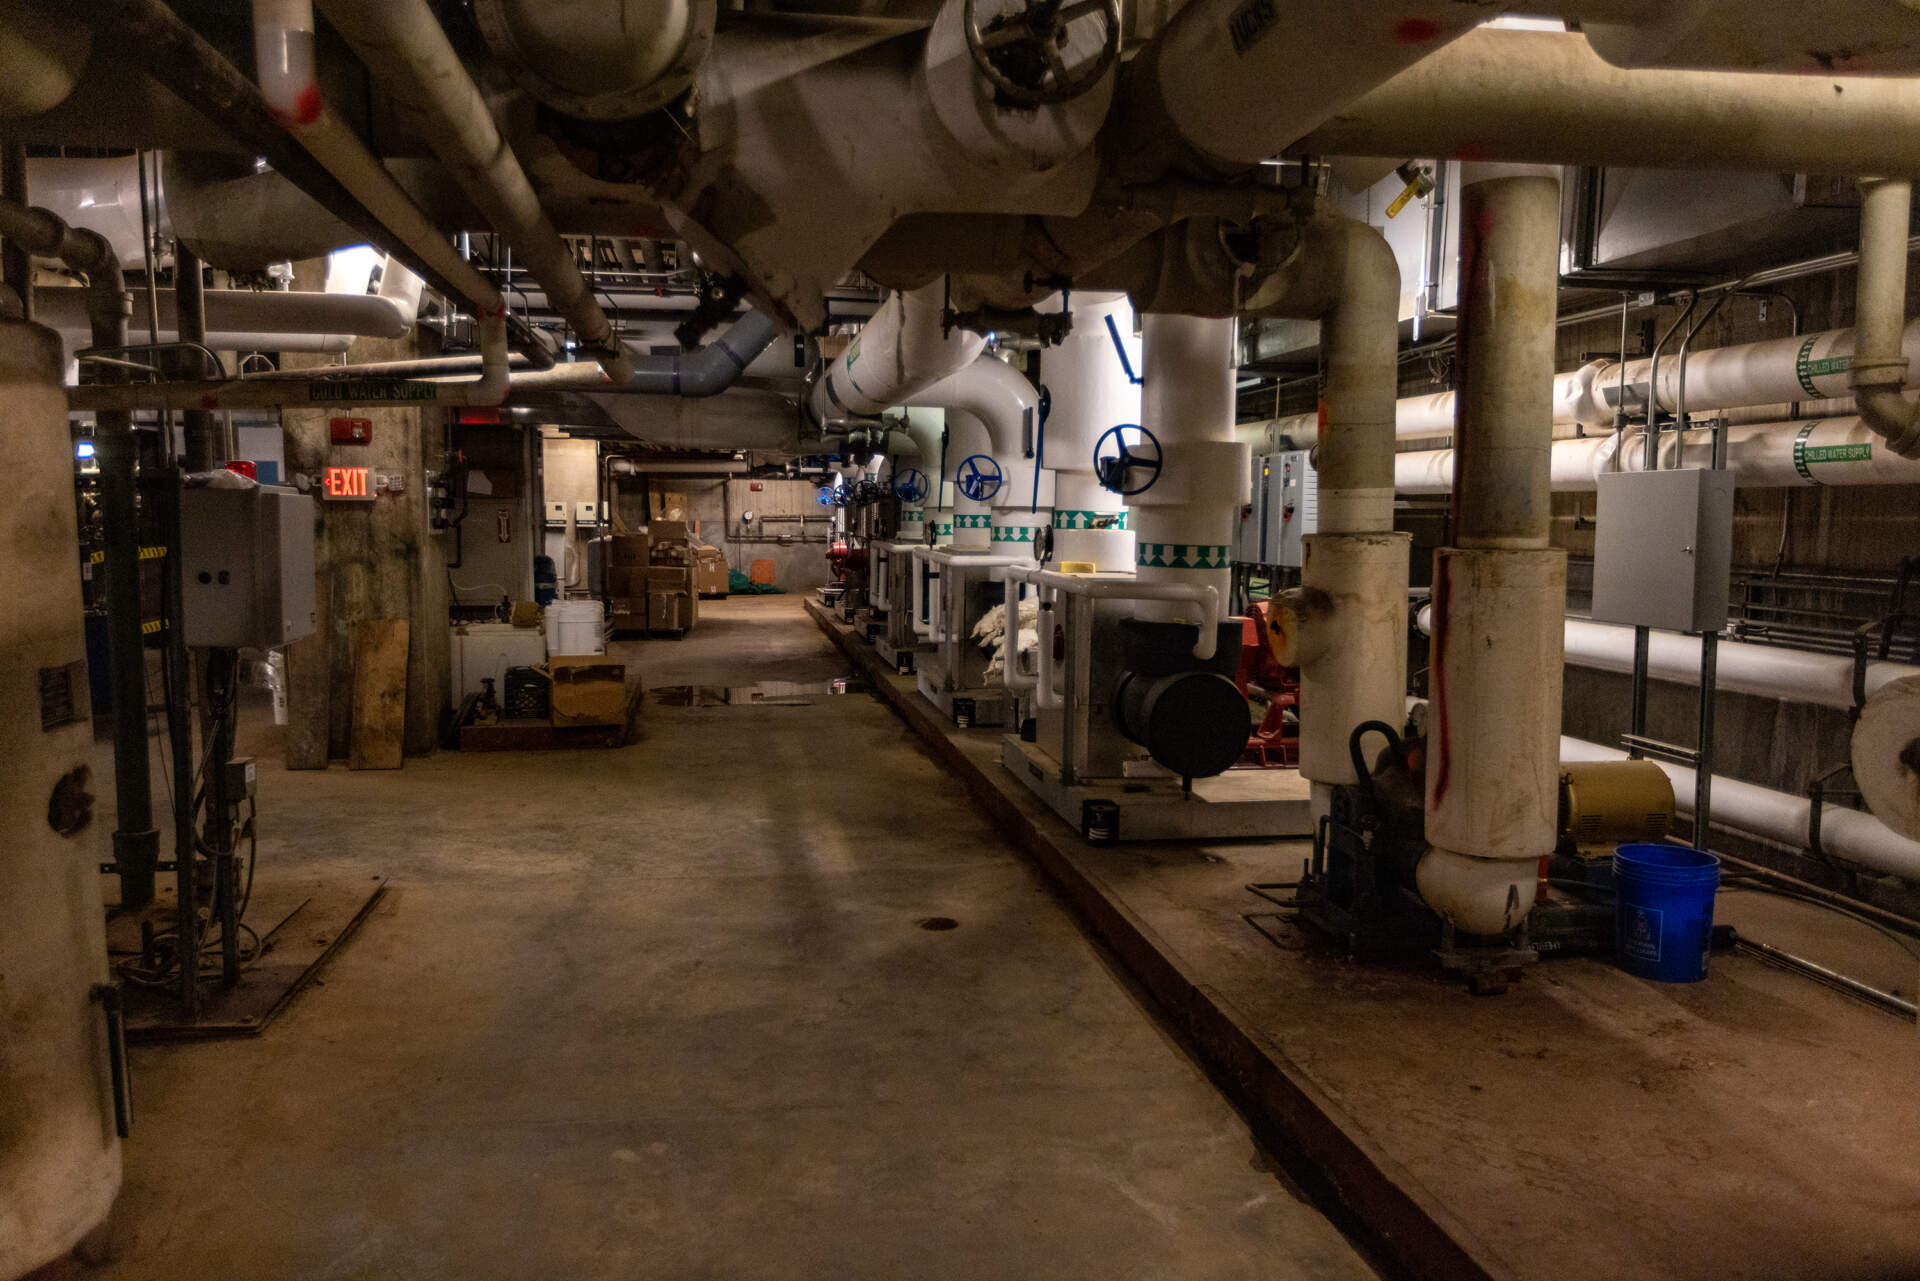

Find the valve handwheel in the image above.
[
  {"left": 893, "top": 468, "right": 930, "bottom": 504},
  {"left": 954, "top": 454, "right": 1004, "bottom": 503},
  {"left": 1093, "top": 424, "right": 1162, "bottom": 496},
  {"left": 963, "top": 0, "right": 1121, "bottom": 107}
]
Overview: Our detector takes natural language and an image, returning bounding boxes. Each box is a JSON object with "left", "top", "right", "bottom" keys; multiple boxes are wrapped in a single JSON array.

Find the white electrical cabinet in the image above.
[{"left": 179, "top": 484, "right": 317, "bottom": 648}]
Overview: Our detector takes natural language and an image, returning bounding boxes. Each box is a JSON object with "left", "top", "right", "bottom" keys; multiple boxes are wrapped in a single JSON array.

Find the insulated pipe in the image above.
[
  {"left": 1394, "top": 418, "right": 1920, "bottom": 493},
  {"left": 1849, "top": 178, "right": 1920, "bottom": 459},
  {"left": 66, "top": 309, "right": 510, "bottom": 410},
  {"left": 1296, "top": 29, "right": 1920, "bottom": 178},
  {"left": 1561, "top": 738, "right": 1920, "bottom": 884},
  {"left": 810, "top": 285, "right": 986, "bottom": 422},
  {"left": 1252, "top": 213, "right": 1409, "bottom": 789},
  {"left": 0, "top": 0, "right": 91, "bottom": 118},
  {"left": 1128, "top": 314, "right": 1244, "bottom": 619},
  {"left": 504, "top": 310, "right": 777, "bottom": 396},
  {"left": 313, "top": 0, "right": 634, "bottom": 380},
  {"left": 1416, "top": 608, "right": 1920, "bottom": 712},
  {"left": 1037, "top": 292, "right": 1138, "bottom": 571},
  {"left": 1121, "top": 0, "right": 1482, "bottom": 178},
  {"left": 905, "top": 353, "right": 1047, "bottom": 545},
  {"left": 1420, "top": 165, "right": 1568, "bottom": 937},
  {"left": 31, "top": 284, "right": 414, "bottom": 343}
]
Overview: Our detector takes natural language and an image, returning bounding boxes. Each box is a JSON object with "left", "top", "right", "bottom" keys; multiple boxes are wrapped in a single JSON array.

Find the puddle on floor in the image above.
[{"left": 649, "top": 677, "right": 868, "bottom": 707}]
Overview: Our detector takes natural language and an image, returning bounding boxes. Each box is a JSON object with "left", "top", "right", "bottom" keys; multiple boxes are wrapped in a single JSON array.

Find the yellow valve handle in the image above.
[{"left": 1385, "top": 179, "right": 1423, "bottom": 220}]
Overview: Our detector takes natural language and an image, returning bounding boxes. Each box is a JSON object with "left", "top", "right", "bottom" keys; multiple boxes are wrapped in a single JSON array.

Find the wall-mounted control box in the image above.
[
  {"left": 179, "top": 485, "right": 318, "bottom": 648},
  {"left": 1591, "top": 468, "right": 1734, "bottom": 634}
]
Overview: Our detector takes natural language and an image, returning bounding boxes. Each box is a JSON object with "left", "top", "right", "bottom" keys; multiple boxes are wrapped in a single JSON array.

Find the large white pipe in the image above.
[
  {"left": 905, "top": 353, "right": 1048, "bottom": 532},
  {"left": 1561, "top": 737, "right": 1920, "bottom": 883},
  {"left": 1417, "top": 607, "right": 1920, "bottom": 712},
  {"left": 314, "top": 0, "right": 633, "bottom": 380},
  {"left": 1420, "top": 165, "right": 1567, "bottom": 938},
  {"left": 1037, "top": 292, "right": 1138, "bottom": 571},
  {"left": 34, "top": 284, "right": 412, "bottom": 342},
  {"left": 1394, "top": 418, "right": 1920, "bottom": 493},
  {"left": 1128, "top": 315, "right": 1246, "bottom": 621},
  {"left": 1850, "top": 178, "right": 1920, "bottom": 459},
  {"left": 811, "top": 285, "right": 986, "bottom": 422},
  {"left": 1297, "top": 29, "right": 1920, "bottom": 177}
]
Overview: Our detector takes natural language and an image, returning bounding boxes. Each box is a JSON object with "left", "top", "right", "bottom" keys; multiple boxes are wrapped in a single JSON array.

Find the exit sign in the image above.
[{"left": 323, "top": 466, "right": 374, "bottom": 500}]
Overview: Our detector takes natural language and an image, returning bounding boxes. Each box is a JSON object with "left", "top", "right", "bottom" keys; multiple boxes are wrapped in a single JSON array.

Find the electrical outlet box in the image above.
[
  {"left": 1591, "top": 468, "right": 1734, "bottom": 634},
  {"left": 180, "top": 485, "right": 317, "bottom": 648}
]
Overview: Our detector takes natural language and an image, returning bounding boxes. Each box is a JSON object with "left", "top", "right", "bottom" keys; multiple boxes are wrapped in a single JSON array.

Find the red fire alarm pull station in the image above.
[
  {"left": 330, "top": 416, "right": 373, "bottom": 444},
  {"left": 323, "top": 465, "right": 374, "bottom": 500},
  {"left": 750, "top": 482, "right": 764, "bottom": 492}
]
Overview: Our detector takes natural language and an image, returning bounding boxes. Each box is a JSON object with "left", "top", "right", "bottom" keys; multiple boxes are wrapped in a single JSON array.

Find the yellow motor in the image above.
[{"left": 1557, "top": 761, "right": 1674, "bottom": 858}]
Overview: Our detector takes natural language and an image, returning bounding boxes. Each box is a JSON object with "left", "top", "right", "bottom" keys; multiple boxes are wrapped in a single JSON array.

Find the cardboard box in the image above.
[
  {"left": 651, "top": 491, "right": 688, "bottom": 522},
  {"left": 648, "top": 520, "right": 689, "bottom": 546},
  {"left": 605, "top": 565, "right": 646, "bottom": 598},
  {"left": 608, "top": 533, "right": 650, "bottom": 566},
  {"left": 692, "top": 546, "right": 728, "bottom": 597},
  {"left": 548, "top": 657, "right": 629, "bottom": 727},
  {"left": 646, "top": 564, "right": 692, "bottom": 589},
  {"left": 647, "top": 590, "right": 693, "bottom": 632}
]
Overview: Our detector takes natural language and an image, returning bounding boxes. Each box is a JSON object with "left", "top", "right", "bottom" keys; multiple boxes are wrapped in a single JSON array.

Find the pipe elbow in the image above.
[{"left": 1857, "top": 383, "right": 1920, "bottom": 458}]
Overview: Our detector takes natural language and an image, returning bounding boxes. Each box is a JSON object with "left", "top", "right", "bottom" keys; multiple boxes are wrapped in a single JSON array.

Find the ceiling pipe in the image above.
[
  {"left": 500, "top": 309, "right": 777, "bottom": 397},
  {"left": 1561, "top": 737, "right": 1920, "bottom": 885},
  {"left": 65, "top": 308, "right": 508, "bottom": 410},
  {"left": 1116, "top": 0, "right": 1484, "bottom": 180},
  {"left": 471, "top": 0, "right": 714, "bottom": 121},
  {"left": 809, "top": 284, "right": 986, "bottom": 425},
  {"left": 32, "top": 283, "right": 412, "bottom": 342},
  {"left": 1394, "top": 417, "right": 1920, "bottom": 493},
  {"left": 1295, "top": 29, "right": 1920, "bottom": 176},
  {"left": 311, "top": 0, "right": 634, "bottom": 381},
  {"left": 0, "top": 0, "right": 92, "bottom": 118},
  {"left": 1419, "top": 164, "right": 1568, "bottom": 938},
  {"left": 1849, "top": 178, "right": 1920, "bottom": 459}
]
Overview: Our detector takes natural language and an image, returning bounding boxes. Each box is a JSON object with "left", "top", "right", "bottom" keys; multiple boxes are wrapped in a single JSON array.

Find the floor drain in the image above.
[{"left": 917, "top": 916, "right": 959, "bottom": 931}]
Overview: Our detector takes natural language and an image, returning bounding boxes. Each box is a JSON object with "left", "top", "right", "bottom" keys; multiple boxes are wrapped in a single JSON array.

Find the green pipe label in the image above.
[
  {"left": 308, "top": 380, "right": 438, "bottom": 403},
  {"left": 1052, "top": 509, "right": 1128, "bottom": 530},
  {"left": 954, "top": 513, "right": 991, "bottom": 529},
  {"left": 991, "top": 526, "right": 1037, "bottom": 543},
  {"left": 1794, "top": 336, "right": 1850, "bottom": 399},
  {"left": 1137, "top": 543, "right": 1230, "bottom": 569},
  {"left": 1792, "top": 422, "right": 1869, "bottom": 483}
]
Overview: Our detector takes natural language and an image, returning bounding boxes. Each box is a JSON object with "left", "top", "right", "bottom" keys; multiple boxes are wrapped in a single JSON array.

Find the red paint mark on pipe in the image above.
[
  {"left": 1452, "top": 141, "right": 1489, "bottom": 163},
  {"left": 292, "top": 84, "right": 324, "bottom": 126},
  {"left": 198, "top": 394, "right": 220, "bottom": 411},
  {"left": 1392, "top": 17, "right": 1440, "bottom": 42}
]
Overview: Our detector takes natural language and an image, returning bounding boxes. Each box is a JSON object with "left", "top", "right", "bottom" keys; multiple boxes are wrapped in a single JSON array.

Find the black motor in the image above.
[{"left": 1110, "top": 617, "right": 1247, "bottom": 779}]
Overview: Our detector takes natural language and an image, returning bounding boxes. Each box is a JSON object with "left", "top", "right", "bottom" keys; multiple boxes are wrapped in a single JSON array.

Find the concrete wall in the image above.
[{"left": 611, "top": 474, "right": 832, "bottom": 594}]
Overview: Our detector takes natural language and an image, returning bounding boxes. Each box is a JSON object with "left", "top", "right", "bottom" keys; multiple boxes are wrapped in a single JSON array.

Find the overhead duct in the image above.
[
  {"left": 472, "top": 0, "right": 715, "bottom": 120},
  {"left": 311, "top": 0, "right": 634, "bottom": 379},
  {"left": 1395, "top": 417, "right": 1920, "bottom": 492},
  {"left": 1295, "top": 29, "right": 1920, "bottom": 176}
]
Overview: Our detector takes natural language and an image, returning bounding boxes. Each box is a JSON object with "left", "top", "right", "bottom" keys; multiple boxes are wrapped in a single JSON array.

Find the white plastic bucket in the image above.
[{"left": 544, "top": 600, "right": 606, "bottom": 657}]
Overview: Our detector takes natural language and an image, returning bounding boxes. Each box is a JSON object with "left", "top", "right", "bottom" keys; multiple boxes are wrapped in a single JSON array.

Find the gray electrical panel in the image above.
[
  {"left": 180, "top": 485, "right": 318, "bottom": 648},
  {"left": 1232, "top": 451, "right": 1317, "bottom": 567},
  {"left": 1590, "top": 468, "right": 1734, "bottom": 634}
]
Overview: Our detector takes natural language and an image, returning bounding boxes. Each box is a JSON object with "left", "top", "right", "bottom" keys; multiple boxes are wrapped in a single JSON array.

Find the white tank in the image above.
[{"left": 0, "top": 318, "right": 122, "bottom": 1277}]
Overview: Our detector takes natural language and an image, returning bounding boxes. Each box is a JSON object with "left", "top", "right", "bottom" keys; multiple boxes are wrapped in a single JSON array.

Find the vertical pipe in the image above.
[
  {"left": 1694, "top": 630, "right": 1717, "bottom": 845},
  {"left": 176, "top": 241, "right": 225, "bottom": 471},
  {"left": 0, "top": 144, "right": 31, "bottom": 321},
  {"left": 1420, "top": 164, "right": 1568, "bottom": 937},
  {"left": 1850, "top": 177, "right": 1920, "bottom": 458}
]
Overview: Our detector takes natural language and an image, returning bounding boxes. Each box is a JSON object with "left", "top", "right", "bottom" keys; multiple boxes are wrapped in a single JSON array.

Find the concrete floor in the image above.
[{"left": 64, "top": 597, "right": 1378, "bottom": 1281}]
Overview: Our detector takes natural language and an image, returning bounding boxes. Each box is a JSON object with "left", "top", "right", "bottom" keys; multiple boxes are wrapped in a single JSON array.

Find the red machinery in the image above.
[{"left": 1235, "top": 598, "right": 1300, "bottom": 768}]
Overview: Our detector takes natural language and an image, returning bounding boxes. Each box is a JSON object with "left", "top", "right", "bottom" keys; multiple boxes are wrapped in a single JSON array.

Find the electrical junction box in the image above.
[
  {"left": 1233, "top": 454, "right": 1268, "bottom": 565},
  {"left": 545, "top": 501, "right": 569, "bottom": 526},
  {"left": 1591, "top": 468, "right": 1734, "bottom": 634},
  {"left": 1270, "top": 449, "right": 1317, "bottom": 568},
  {"left": 179, "top": 484, "right": 318, "bottom": 648},
  {"left": 574, "top": 501, "right": 601, "bottom": 526}
]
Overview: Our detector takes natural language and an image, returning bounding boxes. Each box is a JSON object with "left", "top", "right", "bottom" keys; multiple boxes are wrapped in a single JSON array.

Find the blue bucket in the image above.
[{"left": 1613, "top": 843, "right": 1720, "bottom": 982}]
